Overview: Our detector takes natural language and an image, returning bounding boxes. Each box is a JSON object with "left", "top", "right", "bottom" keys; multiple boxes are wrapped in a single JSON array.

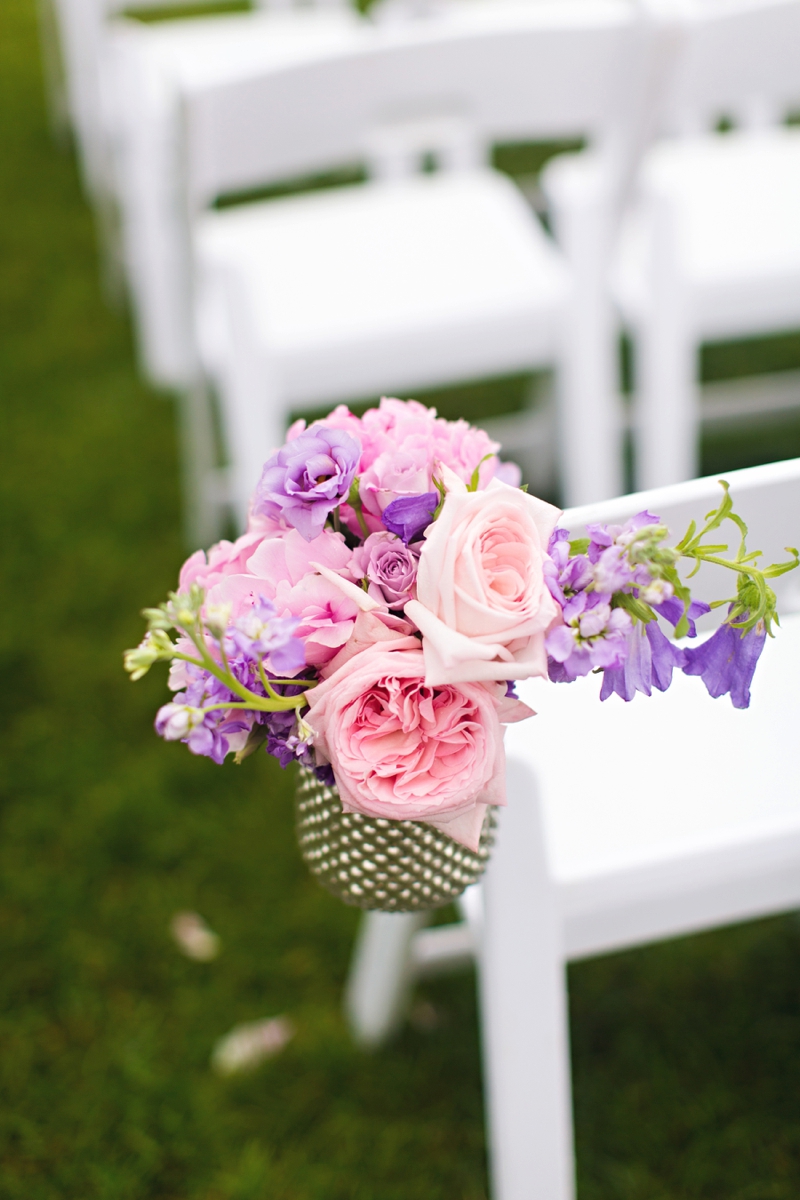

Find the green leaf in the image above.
[{"left": 234, "top": 724, "right": 267, "bottom": 765}]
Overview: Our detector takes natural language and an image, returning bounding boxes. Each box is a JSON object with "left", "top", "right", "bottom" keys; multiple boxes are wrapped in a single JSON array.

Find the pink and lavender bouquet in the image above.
[{"left": 125, "top": 398, "right": 798, "bottom": 857}]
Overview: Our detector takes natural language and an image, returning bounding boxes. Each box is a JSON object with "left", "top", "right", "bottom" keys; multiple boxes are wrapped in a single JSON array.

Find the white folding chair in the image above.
[
  {"left": 110, "top": 8, "right": 363, "bottom": 389},
  {"left": 46, "top": 0, "right": 360, "bottom": 318},
  {"left": 345, "top": 456, "right": 800, "bottom": 1200},
  {"left": 181, "top": 0, "right": 664, "bottom": 530},
  {"left": 611, "top": 0, "right": 800, "bottom": 489}
]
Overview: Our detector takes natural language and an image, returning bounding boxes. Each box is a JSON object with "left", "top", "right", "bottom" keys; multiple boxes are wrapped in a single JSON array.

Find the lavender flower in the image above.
[
  {"left": 600, "top": 620, "right": 685, "bottom": 702},
  {"left": 253, "top": 426, "right": 361, "bottom": 541},
  {"left": 681, "top": 613, "right": 767, "bottom": 709},
  {"left": 546, "top": 591, "right": 633, "bottom": 681},
  {"left": 156, "top": 660, "right": 252, "bottom": 764},
  {"left": 544, "top": 528, "right": 593, "bottom": 607},
  {"left": 588, "top": 511, "right": 667, "bottom": 594},
  {"left": 382, "top": 492, "right": 438, "bottom": 544},
  {"left": 224, "top": 596, "right": 305, "bottom": 675}
]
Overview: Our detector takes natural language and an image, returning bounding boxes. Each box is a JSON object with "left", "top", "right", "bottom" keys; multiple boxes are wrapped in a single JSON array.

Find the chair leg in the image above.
[
  {"left": 545, "top": 162, "right": 624, "bottom": 506},
  {"left": 478, "top": 759, "right": 575, "bottom": 1200},
  {"left": 634, "top": 195, "right": 700, "bottom": 490},
  {"left": 177, "top": 383, "right": 226, "bottom": 550},
  {"left": 345, "top": 910, "right": 427, "bottom": 1048}
]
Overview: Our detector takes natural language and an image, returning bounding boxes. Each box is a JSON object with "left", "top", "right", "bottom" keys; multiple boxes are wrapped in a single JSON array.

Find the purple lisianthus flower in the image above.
[
  {"left": 352, "top": 532, "right": 420, "bottom": 607},
  {"left": 546, "top": 591, "right": 633, "bottom": 682},
  {"left": 225, "top": 596, "right": 305, "bottom": 675},
  {"left": 382, "top": 492, "right": 438, "bottom": 544},
  {"left": 600, "top": 619, "right": 685, "bottom": 702},
  {"left": 681, "top": 612, "right": 767, "bottom": 709},
  {"left": 253, "top": 426, "right": 361, "bottom": 541}
]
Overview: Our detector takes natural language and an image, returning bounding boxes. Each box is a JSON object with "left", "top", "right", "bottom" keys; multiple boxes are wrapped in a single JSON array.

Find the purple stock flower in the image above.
[
  {"left": 225, "top": 595, "right": 305, "bottom": 675},
  {"left": 586, "top": 511, "right": 661, "bottom": 564},
  {"left": 681, "top": 612, "right": 767, "bottom": 709},
  {"left": 544, "top": 528, "right": 593, "bottom": 607},
  {"left": 382, "top": 492, "right": 438, "bottom": 544},
  {"left": 600, "top": 619, "right": 685, "bottom": 703},
  {"left": 546, "top": 591, "right": 633, "bottom": 682},
  {"left": 352, "top": 532, "right": 420, "bottom": 607},
  {"left": 253, "top": 426, "right": 361, "bottom": 541}
]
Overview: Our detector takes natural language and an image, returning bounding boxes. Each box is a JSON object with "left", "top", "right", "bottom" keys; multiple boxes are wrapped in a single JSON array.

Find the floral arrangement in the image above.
[{"left": 125, "top": 399, "right": 798, "bottom": 856}]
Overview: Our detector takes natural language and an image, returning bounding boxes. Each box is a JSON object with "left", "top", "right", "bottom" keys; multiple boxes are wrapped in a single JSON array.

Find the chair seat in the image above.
[
  {"left": 615, "top": 127, "right": 800, "bottom": 341},
  {"left": 505, "top": 610, "right": 800, "bottom": 956},
  {"left": 195, "top": 168, "right": 569, "bottom": 405}
]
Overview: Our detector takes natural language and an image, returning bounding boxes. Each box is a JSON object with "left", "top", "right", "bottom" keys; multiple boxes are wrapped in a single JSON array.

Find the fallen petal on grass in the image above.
[
  {"left": 170, "top": 911, "right": 221, "bottom": 961},
  {"left": 211, "top": 1016, "right": 295, "bottom": 1076}
]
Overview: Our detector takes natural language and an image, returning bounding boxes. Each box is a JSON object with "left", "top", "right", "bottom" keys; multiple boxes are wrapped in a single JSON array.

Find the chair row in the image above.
[{"left": 46, "top": 0, "right": 800, "bottom": 532}]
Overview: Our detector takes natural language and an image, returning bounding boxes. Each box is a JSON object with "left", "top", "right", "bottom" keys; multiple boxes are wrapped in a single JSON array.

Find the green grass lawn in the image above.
[{"left": 2, "top": 1, "right": 800, "bottom": 1195}]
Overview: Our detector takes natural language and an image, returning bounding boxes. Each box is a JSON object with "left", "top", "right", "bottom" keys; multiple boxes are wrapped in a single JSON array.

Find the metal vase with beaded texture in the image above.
[{"left": 295, "top": 766, "right": 496, "bottom": 912}]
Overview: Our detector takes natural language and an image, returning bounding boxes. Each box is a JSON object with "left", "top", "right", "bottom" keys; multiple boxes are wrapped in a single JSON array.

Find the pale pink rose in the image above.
[
  {"left": 359, "top": 448, "right": 431, "bottom": 519},
  {"left": 305, "top": 642, "right": 532, "bottom": 850},
  {"left": 405, "top": 475, "right": 562, "bottom": 686},
  {"left": 178, "top": 529, "right": 267, "bottom": 593}
]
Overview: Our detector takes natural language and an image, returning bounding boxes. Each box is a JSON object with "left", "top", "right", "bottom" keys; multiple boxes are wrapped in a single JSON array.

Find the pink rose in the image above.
[
  {"left": 359, "top": 448, "right": 431, "bottom": 519},
  {"left": 405, "top": 473, "right": 562, "bottom": 686},
  {"left": 305, "top": 642, "right": 532, "bottom": 850}
]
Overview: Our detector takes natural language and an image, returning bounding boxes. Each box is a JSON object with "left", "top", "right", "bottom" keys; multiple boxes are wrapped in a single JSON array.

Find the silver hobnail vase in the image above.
[{"left": 294, "top": 766, "right": 496, "bottom": 912}]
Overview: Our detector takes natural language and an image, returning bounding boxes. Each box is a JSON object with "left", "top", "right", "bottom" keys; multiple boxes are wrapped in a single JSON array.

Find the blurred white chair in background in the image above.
[
  {"left": 612, "top": 0, "right": 800, "bottom": 489},
  {"left": 181, "top": 0, "right": 662, "bottom": 537},
  {"left": 44, "top": 0, "right": 360, "bottom": 325},
  {"left": 345, "top": 455, "right": 800, "bottom": 1200},
  {"left": 110, "top": 9, "right": 363, "bottom": 388}
]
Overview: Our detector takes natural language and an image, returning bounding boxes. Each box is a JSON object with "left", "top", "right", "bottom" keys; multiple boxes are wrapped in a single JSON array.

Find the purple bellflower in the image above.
[
  {"left": 253, "top": 426, "right": 361, "bottom": 541},
  {"left": 382, "top": 492, "right": 439, "bottom": 545},
  {"left": 681, "top": 612, "right": 767, "bottom": 709},
  {"left": 599, "top": 619, "right": 685, "bottom": 702}
]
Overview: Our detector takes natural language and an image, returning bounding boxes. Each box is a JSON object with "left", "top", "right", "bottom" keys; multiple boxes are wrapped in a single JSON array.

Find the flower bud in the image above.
[
  {"left": 123, "top": 630, "right": 174, "bottom": 680},
  {"left": 155, "top": 702, "right": 202, "bottom": 740}
]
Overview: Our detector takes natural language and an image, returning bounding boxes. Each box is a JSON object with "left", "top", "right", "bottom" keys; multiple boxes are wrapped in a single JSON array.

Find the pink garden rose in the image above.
[
  {"left": 305, "top": 641, "right": 532, "bottom": 850},
  {"left": 405, "top": 470, "right": 562, "bottom": 686}
]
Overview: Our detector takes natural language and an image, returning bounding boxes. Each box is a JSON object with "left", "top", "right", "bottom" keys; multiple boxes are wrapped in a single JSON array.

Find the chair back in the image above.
[
  {"left": 181, "top": 0, "right": 653, "bottom": 211},
  {"left": 562, "top": 457, "right": 800, "bottom": 622},
  {"left": 657, "top": 0, "right": 800, "bottom": 133}
]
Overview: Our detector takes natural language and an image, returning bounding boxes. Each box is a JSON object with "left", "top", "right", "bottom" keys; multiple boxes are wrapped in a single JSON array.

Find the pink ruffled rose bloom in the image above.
[
  {"left": 405, "top": 470, "right": 562, "bottom": 686},
  {"left": 305, "top": 640, "right": 532, "bottom": 850}
]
